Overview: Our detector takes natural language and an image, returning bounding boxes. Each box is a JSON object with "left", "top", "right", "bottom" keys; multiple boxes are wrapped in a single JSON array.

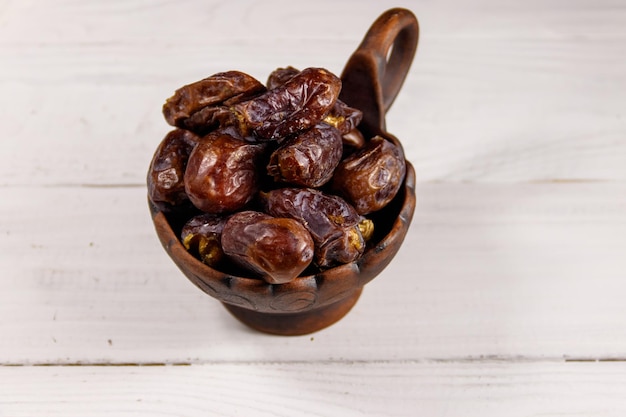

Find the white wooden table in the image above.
[{"left": 2, "top": 0, "right": 626, "bottom": 415}]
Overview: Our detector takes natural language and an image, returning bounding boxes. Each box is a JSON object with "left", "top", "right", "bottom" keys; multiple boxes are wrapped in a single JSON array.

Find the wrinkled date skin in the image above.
[
  {"left": 221, "top": 211, "right": 315, "bottom": 284},
  {"left": 332, "top": 136, "right": 406, "bottom": 215},
  {"left": 181, "top": 214, "right": 229, "bottom": 267},
  {"left": 323, "top": 99, "right": 363, "bottom": 135},
  {"left": 180, "top": 105, "right": 233, "bottom": 136},
  {"left": 266, "top": 66, "right": 363, "bottom": 135},
  {"left": 261, "top": 188, "right": 366, "bottom": 268},
  {"left": 266, "top": 66, "right": 300, "bottom": 90},
  {"left": 267, "top": 123, "right": 343, "bottom": 188},
  {"left": 152, "top": 65, "right": 406, "bottom": 279},
  {"left": 232, "top": 67, "right": 341, "bottom": 140},
  {"left": 163, "top": 71, "right": 266, "bottom": 128},
  {"left": 147, "top": 129, "right": 200, "bottom": 211},
  {"left": 184, "top": 132, "right": 266, "bottom": 214}
]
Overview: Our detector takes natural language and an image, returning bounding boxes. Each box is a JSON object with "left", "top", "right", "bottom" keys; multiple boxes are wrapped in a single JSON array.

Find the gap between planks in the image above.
[{"left": 3, "top": 356, "right": 626, "bottom": 367}]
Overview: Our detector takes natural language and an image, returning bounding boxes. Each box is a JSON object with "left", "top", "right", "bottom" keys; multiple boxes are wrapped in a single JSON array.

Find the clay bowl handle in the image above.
[{"left": 340, "top": 8, "right": 419, "bottom": 138}]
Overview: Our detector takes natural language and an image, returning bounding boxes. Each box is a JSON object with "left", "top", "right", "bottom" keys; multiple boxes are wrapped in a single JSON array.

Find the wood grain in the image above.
[
  {"left": 2, "top": 183, "right": 624, "bottom": 364},
  {"left": 1, "top": 0, "right": 625, "bottom": 185},
  {"left": 1, "top": 362, "right": 626, "bottom": 417}
]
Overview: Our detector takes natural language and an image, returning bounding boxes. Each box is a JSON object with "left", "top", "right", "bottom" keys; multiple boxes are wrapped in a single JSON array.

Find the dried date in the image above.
[
  {"left": 267, "top": 123, "right": 343, "bottom": 187},
  {"left": 331, "top": 136, "right": 406, "bottom": 215},
  {"left": 266, "top": 66, "right": 300, "bottom": 90},
  {"left": 322, "top": 99, "right": 363, "bottom": 135},
  {"left": 265, "top": 66, "right": 363, "bottom": 135},
  {"left": 147, "top": 129, "right": 200, "bottom": 211},
  {"left": 179, "top": 105, "right": 232, "bottom": 136},
  {"left": 260, "top": 188, "right": 370, "bottom": 267},
  {"left": 184, "top": 132, "right": 266, "bottom": 214},
  {"left": 231, "top": 67, "right": 341, "bottom": 140},
  {"left": 163, "top": 71, "right": 265, "bottom": 128},
  {"left": 221, "top": 211, "right": 314, "bottom": 284},
  {"left": 341, "top": 128, "right": 365, "bottom": 152},
  {"left": 181, "top": 214, "right": 229, "bottom": 267}
]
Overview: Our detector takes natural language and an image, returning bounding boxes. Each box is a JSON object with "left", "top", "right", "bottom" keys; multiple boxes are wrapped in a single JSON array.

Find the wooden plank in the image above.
[
  {"left": 1, "top": 0, "right": 625, "bottom": 185},
  {"left": 2, "top": 2, "right": 625, "bottom": 414},
  {"left": 2, "top": 183, "right": 625, "bottom": 364},
  {"left": 2, "top": 0, "right": 625, "bottom": 45},
  {"left": 1, "top": 361, "right": 625, "bottom": 416}
]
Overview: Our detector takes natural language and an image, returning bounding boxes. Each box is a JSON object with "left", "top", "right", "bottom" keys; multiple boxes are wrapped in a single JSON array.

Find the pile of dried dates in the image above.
[{"left": 148, "top": 67, "right": 406, "bottom": 284}]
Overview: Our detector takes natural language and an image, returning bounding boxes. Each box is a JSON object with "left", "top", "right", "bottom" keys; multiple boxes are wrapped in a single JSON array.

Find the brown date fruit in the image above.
[
  {"left": 181, "top": 214, "right": 229, "bottom": 267},
  {"left": 231, "top": 67, "right": 341, "bottom": 140},
  {"left": 331, "top": 136, "right": 406, "bottom": 215},
  {"left": 163, "top": 71, "right": 265, "bottom": 128},
  {"left": 184, "top": 132, "right": 266, "bottom": 214},
  {"left": 180, "top": 105, "right": 232, "bottom": 136},
  {"left": 341, "top": 128, "right": 366, "bottom": 152},
  {"left": 221, "top": 211, "right": 314, "bottom": 284},
  {"left": 266, "top": 66, "right": 300, "bottom": 90},
  {"left": 267, "top": 123, "right": 343, "bottom": 188},
  {"left": 260, "top": 188, "right": 368, "bottom": 267},
  {"left": 266, "top": 66, "right": 363, "bottom": 135},
  {"left": 147, "top": 129, "right": 200, "bottom": 211},
  {"left": 322, "top": 99, "right": 363, "bottom": 135}
]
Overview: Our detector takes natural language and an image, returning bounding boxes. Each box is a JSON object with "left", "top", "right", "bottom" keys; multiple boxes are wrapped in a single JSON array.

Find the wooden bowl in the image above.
[{"left": 149, "top": 8, "right": 419, "bottom": 335}]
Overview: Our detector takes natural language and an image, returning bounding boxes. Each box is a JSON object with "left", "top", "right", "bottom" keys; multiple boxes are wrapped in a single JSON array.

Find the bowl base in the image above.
[{"left": 222, "top": 287, "right": 363, "bottom": 336}]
